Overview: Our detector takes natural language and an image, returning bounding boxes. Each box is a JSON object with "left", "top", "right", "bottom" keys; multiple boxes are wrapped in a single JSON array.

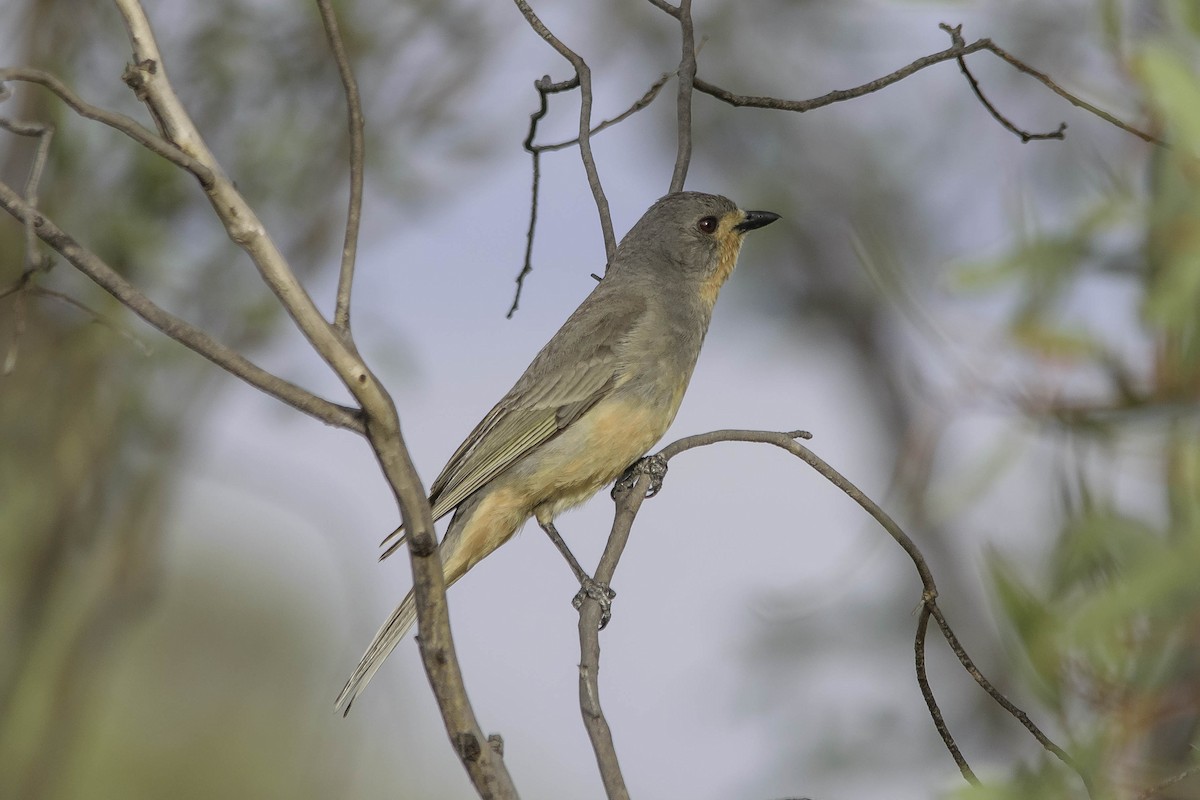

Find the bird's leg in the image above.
[
  {"left": 537, "top": 519, "right": 616, "bottom": 628},
  {"left": 612, "top": 454, "right": 668, "bottom": 499}
]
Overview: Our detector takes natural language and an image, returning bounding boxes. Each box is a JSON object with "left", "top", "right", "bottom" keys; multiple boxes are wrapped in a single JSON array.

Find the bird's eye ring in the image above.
[{"left": 697, "top": 216, "right": 718, "bottom": 234}]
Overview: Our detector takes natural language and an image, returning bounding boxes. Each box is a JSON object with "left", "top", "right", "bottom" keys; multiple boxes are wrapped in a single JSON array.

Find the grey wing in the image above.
[
  {"left": 379, "top": 289, "right": 646, "bottom": 557},
  {"left": 424, "top": 358, "right": 617, "bottom": 520}
]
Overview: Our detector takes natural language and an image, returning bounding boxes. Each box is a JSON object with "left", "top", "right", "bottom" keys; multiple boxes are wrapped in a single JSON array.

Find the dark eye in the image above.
[{"left": 697, "top": 216, "right": 718, "bottom": 234}]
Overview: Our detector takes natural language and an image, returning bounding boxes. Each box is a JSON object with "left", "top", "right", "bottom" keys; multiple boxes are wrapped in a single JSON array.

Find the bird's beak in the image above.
[{"left": 735, "top": 210, "right": 781, "bottom": 232}]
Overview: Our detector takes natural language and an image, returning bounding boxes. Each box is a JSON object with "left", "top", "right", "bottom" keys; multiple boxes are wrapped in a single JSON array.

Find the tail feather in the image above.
[
  {"left": 378, "top": 524, "right": 406, "bottom": 560},
  {"left": 335, "top": 590, "right": 418, "bottom": 716}
]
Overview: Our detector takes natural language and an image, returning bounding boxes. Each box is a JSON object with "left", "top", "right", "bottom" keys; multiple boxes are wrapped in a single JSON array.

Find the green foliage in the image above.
[{"left": 972, "top": 18, "right": 1200, "bottom": 798}]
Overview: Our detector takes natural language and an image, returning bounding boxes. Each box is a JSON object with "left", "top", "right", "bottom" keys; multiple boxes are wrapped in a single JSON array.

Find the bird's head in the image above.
[{"left": 611, "top": 191, "right": 779, "bottom": 307}]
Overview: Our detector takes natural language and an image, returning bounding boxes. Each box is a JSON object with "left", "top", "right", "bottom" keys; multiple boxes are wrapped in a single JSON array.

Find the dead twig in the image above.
[
  {"left": 669, "top": 0, "right": 696, "bottom": 192},
  {"left": 511, "top": 71, "right": 673, "bottom": 317},
  {"left": 315, "top": 0, "right": 366, "bottom": 333},
  {"left": 512, "top": 0, "right": 615, "bottom": 263},
  {"left": 694, "top": 23, "right": 1161, "bottom": 147},
  {"left": 588, "top": 429, "right": 1094, "bottom": 796},
  {"left": 0, "top": 181, "right": 363, "bottom": 430},
  {"left": 509, "top": 74, "right": 578, "bottom": 319},
  {"left": 0, "top": 67, "right": 215, "bottom": 185}
]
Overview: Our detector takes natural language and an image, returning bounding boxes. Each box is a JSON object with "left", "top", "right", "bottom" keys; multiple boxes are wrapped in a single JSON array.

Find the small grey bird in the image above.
[{"left": 338, "top": 191, "right": 778, "bottom": 713}]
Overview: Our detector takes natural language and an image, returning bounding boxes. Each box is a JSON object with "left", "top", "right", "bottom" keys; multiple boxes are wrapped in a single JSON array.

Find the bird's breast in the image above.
[{"left": 521, "top": 392, "right": 677, "bottom": 520}]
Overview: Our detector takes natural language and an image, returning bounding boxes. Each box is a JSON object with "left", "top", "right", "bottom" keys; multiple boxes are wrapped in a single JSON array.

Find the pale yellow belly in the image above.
[{"left": 439, "top": 394, "right": 677, "bottom": 583}]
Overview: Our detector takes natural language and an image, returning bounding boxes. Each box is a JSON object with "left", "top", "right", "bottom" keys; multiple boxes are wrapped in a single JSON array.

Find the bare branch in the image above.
[
  {"left": 945, "top": 30, "right": 1067, "bottom": 142},
  {"left": 0, "top": 179, "right": 363, "bottom": 431},
  {"left": 315, "top": 0, "right": 365, "bottom": 333},
  {"left": 1, "top": 273, "right": 27, "bottom": 375},
  {"left": 0, "top": 111, "right": 53, "bottom": 272},
  {"left": 693, "top": 39, "right": 996, "bottom": 113},
  {"left": 644, "top": 0, "right": 680, "bottom": 19},
  {"left": 535, "top": 71, "right": 673, "bottom": 153},
  {"left": 668, "top": 0, "right": 695, "bottom": 193},
  {"left": 23, "top": 5, "right": 519, "bottom": 791},
  {"left": 915, "top": 604, "right": 979, "bottom": 785},
  {"left": 512, "top": 71, "right": 672, "bottom": 317},
  {"left": 110, "top": 0, "right": 375, "bottom": 404},
  {"left": 924, "top": 602, "right": 1092, "bottom": 795},
  {"left": 0, "top": 67, "right": 214, "bottom": 186},
  {"left": 1137, "top": 765, "right": 1200, "bottom": 800},
  {"left": 937, "top": 23, "right": 1162, "bottom": 146},
  {"left": 511, "top": 0, "right": 616, "bottom": 261},
  {"left": 694, "top": 24, "right": 1162, "bottom": 146},
  {"left": 25, "top": 286, "right": 155, "bottom": 356},
  {"left": 643, "top": 429, "right": 1093, "bottom": 792},
  {"left": 571, "top": 470, "right": 656, "bottom": 799},
  {"left": 510, "top": 75, "right": 578, "bottom": 319}
]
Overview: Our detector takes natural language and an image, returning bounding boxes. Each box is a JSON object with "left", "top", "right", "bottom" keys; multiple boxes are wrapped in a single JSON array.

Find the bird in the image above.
[{"left": 337, "top": 191, "right": 778, "bottom": 714}]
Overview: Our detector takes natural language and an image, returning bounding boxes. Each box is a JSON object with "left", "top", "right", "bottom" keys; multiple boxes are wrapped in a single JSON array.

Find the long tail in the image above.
[
  {"left": 338, "top": 492, "right": 500, "bottom": 715},
  {"left": 335, "top": 590, "right": 417, "bottom": 716}
]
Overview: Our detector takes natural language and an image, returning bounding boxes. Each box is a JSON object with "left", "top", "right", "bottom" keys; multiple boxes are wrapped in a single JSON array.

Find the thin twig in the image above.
[
  {"left": 644, "top": 429, "right": 1092, "bottom": 793},
  {"left": 644, "top": 0, "right": 680, "bottom": 19},
  {"left": 693, "top": 24, "right": 1162, "bottom": 146},
  {"left": 0, "top": 103, "right": 54, "bottom": 376},
  {"left": 29, "top": 286, "right": 155, "bottom": 356},
  {"left": 111, "top": 0, "right": 375, "bottom": 397},
  {"left": 0, "top": 68, "right": 214, "bottom": 186},
  {"left": 925, "top": 602, "right": 1092, "bottom": 794},
  {"left": 669, "top": 0, "right": 695, "bottom": 193},
  {"left": 1137, "top": 764, "right": 1200, "bottom": 800},
  {"left": 511, "top": 71, "right": 672, "bottom": 317},
  {"left": 693, "top": 40, "right": 996, "bottom": 113},
  {"left": 510, "top": 75, "right": 578, "bottom": 319},
  {"left": 915, "top": 603, "right": 979, "bottom": 784},
  {"left": 535, "top": 71, "right": 673, "bottom": 153},
  {"left": 938, "top": 23, "right": 1162, "bottom": 146},
  {"left": 511, "top": 0, "right": 615, "bottom": 261},
  {"left": 573, "top": 472, "right": 650, "bottom": 800},
  {"left": 109, "top": 3, "right": 516, "bottom": 794},
  {"left": 1, "top": 271, "right": 28, "bottom": 375},
  {"left": 947, "top": 35, "right": 1066, "bottom": 142},
  {"left": 315, "top": 0, "right": 365, "bottom": 333},
  {"left": 0, "top": 179, "right": 363, "bottom": 431},
  {"left": 0, "top": 114, "right": 53, "bottom": 272}
]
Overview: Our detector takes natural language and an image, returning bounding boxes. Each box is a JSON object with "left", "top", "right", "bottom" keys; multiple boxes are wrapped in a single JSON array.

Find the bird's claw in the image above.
[
  {"left": 573, "top": 577, "right": 617, "bottom": 629},
  {"left": 612, "top": 454, "right": 668, "bottom": 499}
]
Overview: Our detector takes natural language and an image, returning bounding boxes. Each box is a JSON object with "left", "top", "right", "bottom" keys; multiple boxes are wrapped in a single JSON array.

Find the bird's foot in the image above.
[
  {"left": 573, "top": 577, "right": 617, "bottom": 629},
  {"left": 612, "top": 454, "right": 668, "bottom": 499}
]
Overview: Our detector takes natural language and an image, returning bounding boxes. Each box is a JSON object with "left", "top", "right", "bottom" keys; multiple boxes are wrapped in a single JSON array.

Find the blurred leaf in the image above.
[
  {"left": 1010, "top": 318, "right": 1100, "bottom": 361},
  {"left": 1170, "top": 1, "right": 1200, "bottom": 46},
  {"left": 950, "top": 754, "right": 1081, "bottom": 800},
  {"left": 1097, "top": 0, "right": 1122, "bottom": 43},
  {"left": 1168, "top": 429, "right": 1200, "bottom": 533},
  {"left": 1048, "top": 510, "right": 1158, "bottom": 598},
  {"left": 1139, "top": 45, "right": 1200, "bottom": 392},
  {"left": 951, "top": 234, "right": 1087, "bottom": 292},
  {"left": 950, "top": 199, "right": 1124, "bottom": 307},
  {"left": 1138, "top": 45, "right": 1200, "bottom": 156},
  {"left": 988, "top": 553, "right": 1065, "bottom": 711}
]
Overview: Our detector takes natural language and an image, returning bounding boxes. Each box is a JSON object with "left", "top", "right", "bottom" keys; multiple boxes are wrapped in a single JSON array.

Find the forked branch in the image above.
[
  {"left": 512, "top": 0, "right": 615, "bottom": 261},
  {"left": 576, "top": 429, "right": 1095, "bottom": 798},
  {"left": 511, "top": 71, "right": 673, "bottom": 317},
  {"left": 0, "top": 182, "right": 364, "bottom": 431},
  {"left": 0, "top": 1, "right": 517, "bottom": 795},
  {"left": 692, "top": 23, "right": 1160, "bottom": 146}
]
